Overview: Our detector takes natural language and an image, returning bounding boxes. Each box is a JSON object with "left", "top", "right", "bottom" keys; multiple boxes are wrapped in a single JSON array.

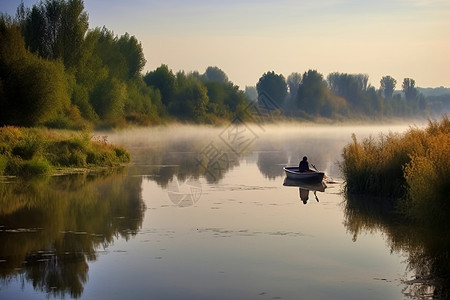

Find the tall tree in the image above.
[
  {"left": 287, "top": 72, "right": 301, "bottom": 101},
  {"left": 296, "top": 69, "right": 328, "bottom": 115},
  {"left": 402, "top": 78, "right": 418, "bottom": 101},
  {"left": 20, "top": 0, "right": 88, "bottom": 69},
  {"left": 380, "top": 75, "right": 396, "bottom": 99},
  {"left": 117, "top": 33, "right": 146, "bottom": 79},
  {"left": 171, "top": 79, "right": 209, "bottom": 122},
  {"left": 256, "top": 71, "right": 287, "bottom": 108},
  {"left": 327, "top": 72, "right": 369, "bottom": 110},
  {"left": 244, "top": 86, "right": 257, "bottom": 101},
  {"left": 0, "top": 17, "right": 70, "bottom": 126},
  {"left": 143, "top": 64, "right": 176, "bottom": 107},
  {"left": 203, "top": 66, "right": 229, "bottom": 83}
]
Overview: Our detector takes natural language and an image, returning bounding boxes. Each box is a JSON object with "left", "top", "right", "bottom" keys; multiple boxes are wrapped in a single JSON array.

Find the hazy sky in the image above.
[{"left": 2, "top": 0, "right": 449, "bottom": 89}]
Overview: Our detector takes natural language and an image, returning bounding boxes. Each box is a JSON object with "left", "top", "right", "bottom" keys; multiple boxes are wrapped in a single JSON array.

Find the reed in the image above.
[
  {"left": 341, "top": 115, "right": 449, "bottom": 202},
  {"left": 340, "top": 131, "right": 410, "bottom": 197},
  {"left": 403, "top": 118, "right": 450, "bottom": 227}
]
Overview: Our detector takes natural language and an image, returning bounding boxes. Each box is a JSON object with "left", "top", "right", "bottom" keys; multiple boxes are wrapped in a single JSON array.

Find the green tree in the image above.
[
  {"left": 170, "top": 78, "right": 209, "bottom": 122},
  {"left": 402, "top": 78, "right": 418, "bottom": 101},
  {"left": 20, "top": 0, "right": 89, "bottom": 69},
  {"left": 92, "top": 27, "right": 128, "bottom": 80},
  {"left": 244, "top": 86, "right": 257, "bottom": 101},
  {"left": 124, "top": 77, "right": 162, "bottom": 124},
  {"left": 296, "top": 70, "right": 328, "bottom": 116},
  {"left": 117, "top": 33, "right": 146, "bottom": 79},
  {"left": 143, "top": 64, "right": 176, "bottom": 107},
  {"left": 287, "top": 72, "right": 301, "bottom": 101},
  {"left": 203, "top": 66, "right": 229, "bottom": 83},
  {"left": 380, "top": 75, "right": 396, "bottom": 99},
  {"left": 90, "top": 77, "right": 127, "bottom": 124},
  {"left": 204, "top": 81, "right": 229, "bottom": 118},
  {"left": 256, "top": 71, "right": 287, "bottom": 108},
  {"left": 0, "top": 17, "right": 70, "bottom": 126}
]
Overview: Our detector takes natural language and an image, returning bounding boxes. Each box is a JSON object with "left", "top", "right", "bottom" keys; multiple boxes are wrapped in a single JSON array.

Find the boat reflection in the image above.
[{"left": 283, "top": 178, "right": 327, "bottom": 204}]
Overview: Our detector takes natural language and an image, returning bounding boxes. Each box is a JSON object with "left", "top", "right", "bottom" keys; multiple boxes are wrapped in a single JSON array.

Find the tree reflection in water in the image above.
[
  {"left": 0, "top": 169, "right": 145, "bottom": 298},
  {"left": 343, "top": 194, "right": 450, "bottom": 299}
]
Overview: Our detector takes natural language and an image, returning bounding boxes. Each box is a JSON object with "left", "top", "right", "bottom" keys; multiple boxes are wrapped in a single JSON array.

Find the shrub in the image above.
[
  {"left": 21, "top": 158, "right": 52, "bottom": 176},
  {"left": 0, "top": 154, "right": 7, "bottom": 175},
  {"left": 114, "top": 147, "right": 130, "bottom": 163},
  {"left": 0, "top": 127, "right": 130, "bottom": 176},
  {"left": 5, "top": 156, "right": 24, "bottom": 175}
]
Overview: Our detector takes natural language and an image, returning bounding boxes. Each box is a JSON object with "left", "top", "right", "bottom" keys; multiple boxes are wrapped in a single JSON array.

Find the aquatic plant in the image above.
[
  {"left": 341, "top": 115, "right": 449, "bottom": 201},
  {"left": 340, "top": 131, "right": 410, "bottom": 197},
  {"left": 403, "top": 117, "right": 450, "bottom": 227}
]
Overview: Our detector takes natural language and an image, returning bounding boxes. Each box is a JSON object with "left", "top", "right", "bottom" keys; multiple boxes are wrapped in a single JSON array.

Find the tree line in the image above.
[
  {"left": 0, "top": 0, "right": 249, "bottom": 129},
  {"left": 253, "top": 70, "right": 447, "bottom": 120},
  {"left": 1, "top": 0, "right": 448, "bottom": 130}
]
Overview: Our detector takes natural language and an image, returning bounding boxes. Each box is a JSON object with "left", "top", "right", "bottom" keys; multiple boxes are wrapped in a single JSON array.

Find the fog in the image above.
[{"left": 102, "top": 122, "right": 418, "bottom": 181}]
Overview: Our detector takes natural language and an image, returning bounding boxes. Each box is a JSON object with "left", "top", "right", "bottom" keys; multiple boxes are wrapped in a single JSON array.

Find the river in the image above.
[{"left": 1, "top": 123, "right": 441, "bottom": 299}]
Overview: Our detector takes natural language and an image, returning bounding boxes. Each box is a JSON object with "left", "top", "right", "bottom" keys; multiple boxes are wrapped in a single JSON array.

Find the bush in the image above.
[
  {"left": 0, "top": 127, "right": 130, "bottom": 176},
  {"left": 21, "top": 158, "right": 52, "bottom": 176},
  {"left": 0, "top": 154, "right": 7, "bottom": 175}
]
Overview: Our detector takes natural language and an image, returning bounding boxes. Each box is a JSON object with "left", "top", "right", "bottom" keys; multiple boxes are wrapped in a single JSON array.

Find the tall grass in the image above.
[
  {"left": 403, "top": 117, "right": 450, "bottom": 227},
  {"left": 341, "top": 131, "right": 412, "bottom": 197},
  {"left": 341, "top": 115, "right": 449, "bottom": 224},
  {"left": 0, "top": 126, "right": 130, "bottom": 176}
]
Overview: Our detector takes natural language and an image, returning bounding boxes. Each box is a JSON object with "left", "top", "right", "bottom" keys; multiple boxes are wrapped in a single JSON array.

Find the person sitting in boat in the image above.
[{"left": 299, "top": 156, "right": 312, "bottom": 173}]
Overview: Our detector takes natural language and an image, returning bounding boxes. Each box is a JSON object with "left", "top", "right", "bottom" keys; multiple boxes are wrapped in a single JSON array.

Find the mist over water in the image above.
[
  {"left": 3, "top": 123, "right": 437, "bottom": 300},
  {"left": 104, "top": 123, "right": 415, "bottom": 179}
]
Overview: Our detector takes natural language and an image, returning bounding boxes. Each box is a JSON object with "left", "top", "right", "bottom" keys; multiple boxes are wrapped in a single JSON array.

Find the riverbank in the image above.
[{"left": 0, "top": 127, "right": 130, "bottom": 177}]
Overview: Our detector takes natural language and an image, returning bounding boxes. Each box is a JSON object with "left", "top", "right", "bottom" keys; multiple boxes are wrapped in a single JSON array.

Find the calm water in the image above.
[{"left": 1, "top": 124, "right": 437, "bottom": 299}]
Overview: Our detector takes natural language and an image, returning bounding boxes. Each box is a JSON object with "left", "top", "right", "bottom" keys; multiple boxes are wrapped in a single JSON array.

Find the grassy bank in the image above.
[
  {"left": 340, "top": 115, "right": 449, "bottom": 223},
  {"left": 0, "top": 127, "right": 130, "bottom": 177}
]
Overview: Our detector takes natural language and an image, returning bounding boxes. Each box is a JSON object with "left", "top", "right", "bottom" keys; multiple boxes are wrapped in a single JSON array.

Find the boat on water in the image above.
[{"left": 283, "top": 167, "right": 324, "bottom": 183}]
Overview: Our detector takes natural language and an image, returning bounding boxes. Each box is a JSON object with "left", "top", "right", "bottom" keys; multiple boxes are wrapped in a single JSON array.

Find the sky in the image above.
[{"left": 2, "top": 0, "right": 450, "bottom": 89}]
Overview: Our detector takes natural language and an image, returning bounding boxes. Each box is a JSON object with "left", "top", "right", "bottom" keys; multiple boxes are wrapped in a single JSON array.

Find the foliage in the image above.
[
  {"left": 380, "top": 75, "right": 396, "bottom": 99},
  {"left": 169, "top": 77, "right": 209, "bottom": 122},
  {"left": 0, "top": 1, "right": 447, "bottom": 129},
  {"left": 143, "top": 64, "right": 176, "bottom": 107},
  {"left": 0, "top": 18, "right": 71, "bottom": 127},
  {"left": 341, "top": 115, "right": 449, "bottom": 221},
  {"left": 402, "top": 78, "right": 418, "bottom": 102},
  {"left": 203, "top": 66, "right": 229, "bottom": 83},
  {"left": 296, "top": 70, "right": 330, "bottom": 116},
  {"left": 18, "top": 0, "right": 89, "bottom": 69},
  {"left": 0, "top": 127, "right": 130, "bottom": 176},
  {"left": 256, "top": 71, "right": 287, "bottom": 107},
  {"left": 402, "top": 116, "right": 450, "bottom": 227},
  {"left": 286, "top": 72, "right": 301, "bottom": 102},
  {"left": 341, "top": 131, "right": 409, "bottom": 197}
]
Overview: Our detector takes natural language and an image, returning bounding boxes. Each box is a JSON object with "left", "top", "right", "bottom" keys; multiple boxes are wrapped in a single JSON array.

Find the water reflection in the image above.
[
  {"left": 0, "top": 169, "right": 145, "bottom": 298},
  {"left": 0, "top": 124, "right": 426, "bottom": 299},
  {"left": 283, "top": 178, "right": 327, "bottom": 204},
  {"left": 128, "top": 137, "right": 241, "bottom": 186},
  {"left": 343, "top": 194, "right": 450, "bottom": 298}
]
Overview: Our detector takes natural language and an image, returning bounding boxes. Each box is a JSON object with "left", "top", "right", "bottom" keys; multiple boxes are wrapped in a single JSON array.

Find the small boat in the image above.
[{"left": 283, "top": 167, "right": 324, "bottom": 183}]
